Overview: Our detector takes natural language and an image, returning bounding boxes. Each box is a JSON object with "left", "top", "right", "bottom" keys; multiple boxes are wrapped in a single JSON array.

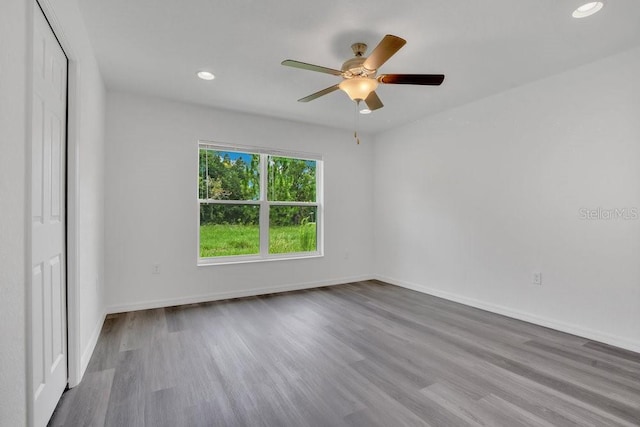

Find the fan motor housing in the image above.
[{"left": 341, "top": 57, "right": 376, "bottom": 78}]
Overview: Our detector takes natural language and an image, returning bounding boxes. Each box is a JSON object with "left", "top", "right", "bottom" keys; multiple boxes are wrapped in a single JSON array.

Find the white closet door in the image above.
[{"left": 31, "top": 5, "right": 68, "bottom": 427}]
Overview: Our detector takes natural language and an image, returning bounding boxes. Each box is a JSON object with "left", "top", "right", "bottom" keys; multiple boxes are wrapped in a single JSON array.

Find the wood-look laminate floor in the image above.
[{"left": 49, "top": 281, "right": 640, "bottom": 427}]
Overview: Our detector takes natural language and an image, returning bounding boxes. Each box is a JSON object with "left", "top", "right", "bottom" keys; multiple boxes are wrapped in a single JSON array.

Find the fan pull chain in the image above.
[{"left": 354, "top": 101, "right": 360, "bottom": 144}]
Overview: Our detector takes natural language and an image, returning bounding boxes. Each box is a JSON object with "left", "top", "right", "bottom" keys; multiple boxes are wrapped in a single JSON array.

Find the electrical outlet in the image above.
[
  {"left": 532, "top": 272, "right": 542, "bottom": 285},
  {"left": 152, "top": 264, "right": 161, "bottom": 274}
]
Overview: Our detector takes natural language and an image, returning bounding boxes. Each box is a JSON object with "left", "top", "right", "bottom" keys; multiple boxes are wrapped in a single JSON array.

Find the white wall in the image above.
[
  {"left": 0, "top": 0, "right": 29, "bottom": 423},
  {"left": 104, "top": 92, "right": 373, "bottom": 311},
  {"left": 75, "top": 66, "right": 106, "bottom": 375},
  {"left": 373, "top": 46, "right": 640, "bottom": 352}
]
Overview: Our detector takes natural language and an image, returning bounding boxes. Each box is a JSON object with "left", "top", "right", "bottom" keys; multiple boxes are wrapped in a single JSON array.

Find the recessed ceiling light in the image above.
[
  {"left": 359, "top": 108, "right": 372, "bottom": 115},
  {"left": 572, "top": 2, "right": 604, "bottom": 18},
  {"left": 197, "top": 71, "right": 215, "bottom": 80}
]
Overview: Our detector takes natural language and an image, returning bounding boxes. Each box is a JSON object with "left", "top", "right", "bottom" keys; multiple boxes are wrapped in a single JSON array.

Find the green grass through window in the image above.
[{"left": 200, "top": 224, "right": 316, "bottom": 258}]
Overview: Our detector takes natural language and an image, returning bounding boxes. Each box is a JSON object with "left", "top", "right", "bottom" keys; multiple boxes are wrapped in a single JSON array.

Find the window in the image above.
[{"left": 198, "top": 142, "right": 322, "bottom": 264}]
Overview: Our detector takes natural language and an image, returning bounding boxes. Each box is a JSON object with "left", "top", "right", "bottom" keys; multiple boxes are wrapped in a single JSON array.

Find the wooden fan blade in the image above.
[
  {"left": 363, "top": 35, "right": 406, "bottom": 71},
  {"left": 378, "top": 74, "right": 445, "bottom": 85},
  {"left": 282, "top": 60, "right": 343, "bottom": 76},
  {"left": 364, "top": 91, "right": 383, "bottom": 111},
  {"left": 298, "top": 84, "right": 340, "bottom": 102}
]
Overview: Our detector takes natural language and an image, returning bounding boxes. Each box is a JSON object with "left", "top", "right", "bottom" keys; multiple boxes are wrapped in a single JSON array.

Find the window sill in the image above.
[{"left": 197, "top": 252, "right": 323, "bottom": 267}]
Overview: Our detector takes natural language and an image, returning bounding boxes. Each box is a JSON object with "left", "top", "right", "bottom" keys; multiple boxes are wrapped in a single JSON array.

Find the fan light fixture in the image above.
[
  {"left": 197, "top": 71, "right": 215, "bottom": 80},
  {"left": 572, "top": 2, "right": 603, "bottom": 18},
  {"left": 339, "top": 77, "right": 378, "bottom": 101}
]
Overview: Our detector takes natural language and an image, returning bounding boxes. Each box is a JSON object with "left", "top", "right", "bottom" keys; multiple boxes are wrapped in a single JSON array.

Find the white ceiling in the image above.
[{"left": 78, "top": 0, "right": 640, "bottom": 134}]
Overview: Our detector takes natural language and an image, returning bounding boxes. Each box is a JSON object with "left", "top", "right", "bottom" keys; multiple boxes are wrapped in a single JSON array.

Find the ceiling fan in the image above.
[{"left": 282, "top": 34, "right": 445, "bottom": 112}]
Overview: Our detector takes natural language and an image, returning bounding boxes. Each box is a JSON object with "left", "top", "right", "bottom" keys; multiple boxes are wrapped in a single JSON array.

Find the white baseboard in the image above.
[
  {"left": 106, "top": 275, "right": 373, "bottom": 314},
  {"left": 375, "top": 274, "right": 640, "bottom": 354},
  {"left": 79, "top": 310, "right": 107, "bottom": 381}
]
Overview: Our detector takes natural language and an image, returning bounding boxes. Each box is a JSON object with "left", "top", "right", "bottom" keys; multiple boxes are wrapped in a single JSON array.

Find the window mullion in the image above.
[
  {"left": 259, "top": 153, "right": 269, "bottom": 256},
  {"left": 268, "top": 201, "right": 318, "bottom": 207},
  {"left": 198, "top": 199, "right": 260, "bottom": 205}
]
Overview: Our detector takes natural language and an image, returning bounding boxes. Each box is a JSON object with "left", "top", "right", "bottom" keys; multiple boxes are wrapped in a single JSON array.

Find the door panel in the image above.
[
  {"left": 31, "top": 263, "right": 45, "bottom": 395},
  {"left": 32, "top": 97, "right": 44, "bottom": 221},
  {"left": 50, "top": 256, "right": 63, "bottom": 361},
  {"left": 31, "top": 5, "right": 68, "bottom": 427}
]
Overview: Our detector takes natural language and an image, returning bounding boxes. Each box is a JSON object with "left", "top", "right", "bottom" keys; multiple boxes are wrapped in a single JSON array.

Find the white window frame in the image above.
[{"left": 197, "top": 141, "right": 324, "bottom": 265}]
